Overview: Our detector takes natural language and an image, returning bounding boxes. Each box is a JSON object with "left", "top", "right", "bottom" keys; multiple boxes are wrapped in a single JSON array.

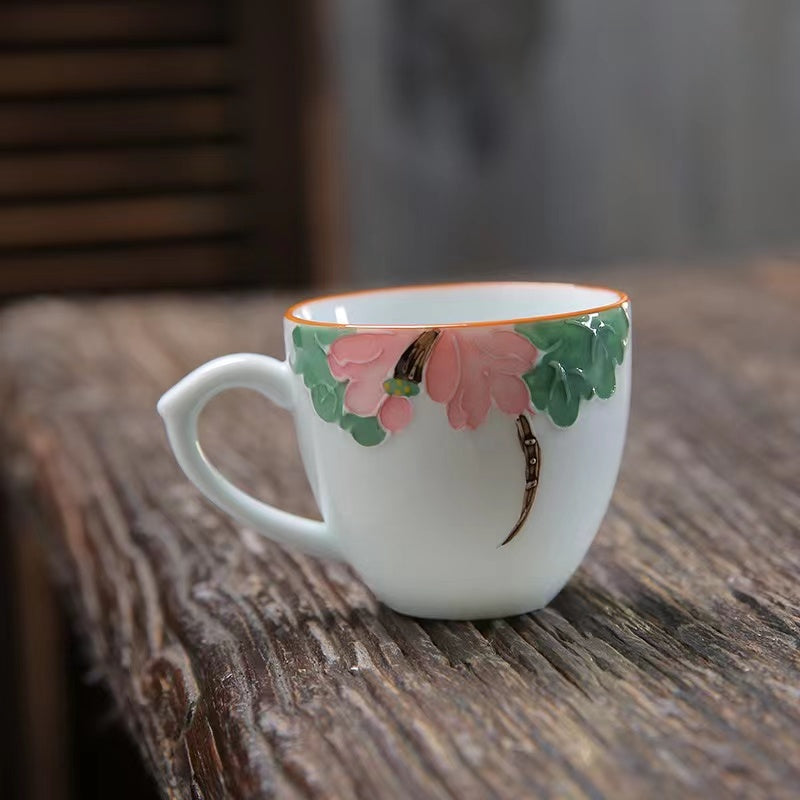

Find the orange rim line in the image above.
[{"left": 284, "top": 280, "right": 630, "bottom": 330}]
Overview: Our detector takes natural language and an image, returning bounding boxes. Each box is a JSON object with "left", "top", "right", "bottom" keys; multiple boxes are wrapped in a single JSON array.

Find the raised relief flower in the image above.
[
  {"left": 425, "top": 329, "right": 538, "bottom": 429},
  {"left": 328, "top": 331, "right": 419, "bottom": 432}
]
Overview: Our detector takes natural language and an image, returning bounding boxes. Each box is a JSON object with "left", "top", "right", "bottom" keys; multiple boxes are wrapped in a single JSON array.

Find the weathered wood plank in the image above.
[
  {"left": 0, "top": 261, "right": 798, "bottom": 799},
  {"left": 7, "top": 503, "right": 70, "bottom": 800}
]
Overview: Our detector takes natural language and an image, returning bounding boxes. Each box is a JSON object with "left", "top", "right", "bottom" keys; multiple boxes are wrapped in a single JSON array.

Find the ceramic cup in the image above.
[{"left": 158, "top": 282, "right": 631, "bottom": 619}]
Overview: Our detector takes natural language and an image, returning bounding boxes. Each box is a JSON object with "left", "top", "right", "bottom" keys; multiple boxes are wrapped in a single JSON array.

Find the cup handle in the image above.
[{"left": 157, "top": 353, "right": 342, "bottom": 561}]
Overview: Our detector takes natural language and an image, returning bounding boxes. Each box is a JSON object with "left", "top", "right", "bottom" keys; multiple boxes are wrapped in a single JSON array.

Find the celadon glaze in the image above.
[{"left": 158, "top": 283, "right": 631, "bottom": 620}]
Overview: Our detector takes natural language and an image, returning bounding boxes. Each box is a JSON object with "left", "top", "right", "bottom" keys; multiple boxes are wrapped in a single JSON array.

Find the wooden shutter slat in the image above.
[
  {"left": 0, "top": 95, "right": 233, "bottom": 148},
  {"left": 0, "top": 145, "right": 240, "bottom": 199},
  {"left": 0, "top": 241, "right": 245, "bottom": 294},
  {"left": 0, "top": 48, "right": 230, "bottom": 97},
  {"left": 0, "top": 193, "right": 243, "bottom": 248},
  {"left": 0, "top": 3, "right": 224, "bottom": 45}
]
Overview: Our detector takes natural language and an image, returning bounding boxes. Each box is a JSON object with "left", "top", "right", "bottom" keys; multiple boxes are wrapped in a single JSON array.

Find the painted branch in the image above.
[
  {"left": 393, "top": 328, "right": 440, "bottom": 383},
  {"left": 500, "top": 414, "right": 541, "bottom": 546}
]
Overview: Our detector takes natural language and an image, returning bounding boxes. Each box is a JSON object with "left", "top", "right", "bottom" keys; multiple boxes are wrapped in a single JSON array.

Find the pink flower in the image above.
[
  {"left": 328, "top": 331, "right": 418, "bottom": 432},
  {"left": 425, "top": 329, "right": 538, "bottom": 430}
]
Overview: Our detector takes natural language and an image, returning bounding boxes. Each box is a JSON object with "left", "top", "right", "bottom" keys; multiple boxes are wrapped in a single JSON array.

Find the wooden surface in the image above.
[{"left": 1, "top": 261, "right": 799, "bottom": 799}]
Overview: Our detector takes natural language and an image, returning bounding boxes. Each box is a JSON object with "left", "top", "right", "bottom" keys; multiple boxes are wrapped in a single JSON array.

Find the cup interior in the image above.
[{"left": 287, "top": 282, "right": 625, "bottom": 327}]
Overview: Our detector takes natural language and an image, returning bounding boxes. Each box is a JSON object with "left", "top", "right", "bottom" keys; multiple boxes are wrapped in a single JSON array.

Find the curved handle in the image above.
[{"left": 157, "top": 353, "right": 342, "bottom": 561}]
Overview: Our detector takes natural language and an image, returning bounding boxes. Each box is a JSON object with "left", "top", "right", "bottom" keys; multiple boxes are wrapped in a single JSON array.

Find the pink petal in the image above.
[
  {"left": 446, "top": 387, "right": 469, "bottom": 429},
  {"left": 378, "top": 395, "right": 413, "bottom": 432},
  {"left": 490, "top": 373, "right": 531, "bottom": 415},
  {"left": 460, "top": 372, "right": 492, "bottom": 429},
  {"left": 425, "top": 331, "right": 460, "bottom": 403},
  {"left": 328, "top": 330, "right": 419, "bottom": 384},
  {"left": 343, "top": 379, "right": 385, "bottom": 416},
  {"left": 475, "top": 330, "right": 538, "bottom": 374},
  {"left": 328, "top": 333, "right": 389, "bottom": 381},
  {"left": 329, "top": 332, "right": 391, "bottom": 364}
]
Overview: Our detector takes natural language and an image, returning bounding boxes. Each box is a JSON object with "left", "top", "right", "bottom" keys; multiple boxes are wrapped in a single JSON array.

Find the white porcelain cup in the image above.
[{"left": 158, "top": 282, "right": 631, "bottom": 619}]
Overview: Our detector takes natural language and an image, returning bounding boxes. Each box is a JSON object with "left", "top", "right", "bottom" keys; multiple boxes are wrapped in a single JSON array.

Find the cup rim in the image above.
[{"left": 284, "top": 280, "right": 629, "bottom": 330}]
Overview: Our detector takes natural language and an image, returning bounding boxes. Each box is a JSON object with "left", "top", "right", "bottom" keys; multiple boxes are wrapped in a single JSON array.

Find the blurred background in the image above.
[
  {"left": 1, "top": 0, "right": 799, "bottom": 298},
  {"left": 2, "top": 1, "right": 799, "bottom": 798}
]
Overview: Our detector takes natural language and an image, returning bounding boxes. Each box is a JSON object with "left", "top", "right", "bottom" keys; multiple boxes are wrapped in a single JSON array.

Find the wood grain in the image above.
[{"left": 0, "top": 262, "right": 798, "bottom": 799}]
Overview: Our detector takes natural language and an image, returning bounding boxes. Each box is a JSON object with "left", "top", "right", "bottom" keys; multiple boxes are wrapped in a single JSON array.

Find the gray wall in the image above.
[{"left": 331, "top": 0, "right": 800, "bottom": 282}]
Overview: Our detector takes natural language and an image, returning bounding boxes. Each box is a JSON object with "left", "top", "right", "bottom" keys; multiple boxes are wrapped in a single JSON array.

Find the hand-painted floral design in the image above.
[
  {"left": 290, "top": 303, "right": 630, "bottom": 545},
  {"left": 328, "top": 331, "right": 419, "bottom": 433},
  {"left": 425, "top": 329, "right": 538, "bottom": 429},
  {"left": 292, "top": 306, "right": 629, "bottom": 440}
]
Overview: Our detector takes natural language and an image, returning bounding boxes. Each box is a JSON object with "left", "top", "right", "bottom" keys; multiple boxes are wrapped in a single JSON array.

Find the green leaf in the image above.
[
  {"left": 525, "top": 359, "right": 592, "bottom": 427},
  {"left": 555, "top": 319, "right": 594, "bottom": 363},
  {"left": 292, "top": 324, "right": 341, "bottom": 389},
  {"left": 602, "top": 306, "right": 630, "bottom": 342},
  {"left": 340, "top": 413, "right": 386, "bottom": 446},
  {"left": 310, "top": 382, "right": 344, "bottom": 422},
  {"left": 292, "top": 324, "right": 348, "bottom": 423},
  {"left": 524, "top": 365, "right": 554, "bottom": 412},
  {"left": 587, "top": 325, "right": 619, "bottom": 398},
  {"left": 516, "top": 319, "right": 569, "bottom": 350},
  {"left": 547, "top": 364, "right": 593, "bottom": 427},
  {"left": 596, "top": 322, "right": 624, "bottom": 365},
  {"left": 516, "top": 304, "right": 629, "bottom": 426},
  {"left": 291, "top": 325, "right": 304, "bottom": 349},
  {"left": 588, "top": 357, "right": 616, "bottom": 399},
  {"left": 303, "top": 348, "right": 338, "bottom": 389},
  {"left": 315, "top": 328, "right": 346, "bottom": 347}
]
